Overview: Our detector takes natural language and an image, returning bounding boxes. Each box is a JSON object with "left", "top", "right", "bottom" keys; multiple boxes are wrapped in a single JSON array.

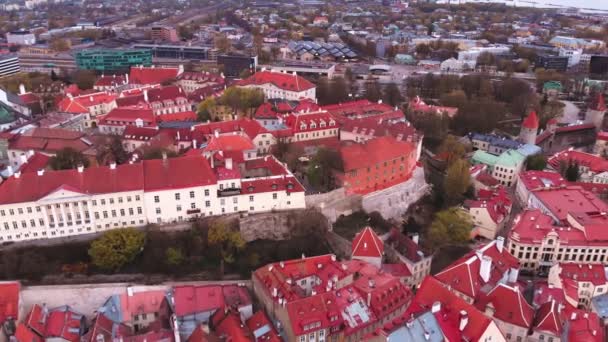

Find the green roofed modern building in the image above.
[{"left": 75, "top": 49, "right": 152, "bottom": 72}]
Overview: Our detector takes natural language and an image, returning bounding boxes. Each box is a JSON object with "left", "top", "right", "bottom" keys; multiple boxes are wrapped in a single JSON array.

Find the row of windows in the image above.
[{"left": 92, "top": 195, "right": 141, "bottom": 206}]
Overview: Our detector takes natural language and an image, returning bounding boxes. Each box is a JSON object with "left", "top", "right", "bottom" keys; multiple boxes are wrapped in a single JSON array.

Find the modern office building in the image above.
[
  {"left": 217, "top": 54, "right": 257, "bottom": 78},
  {"left": 535, "top": 54, "right": 569, "bottom": 71},
  {"left": 132, "top": 44, "right": 211, "bottom": 60},
  {"left": 75, "top": 49, "right": 152, "bottom": 72},
  {"left": 0, "top": 54, "right": 20, "bottom": 77},
  {"left": 150, "top": 26, "right": 179, "bottom": 42}
]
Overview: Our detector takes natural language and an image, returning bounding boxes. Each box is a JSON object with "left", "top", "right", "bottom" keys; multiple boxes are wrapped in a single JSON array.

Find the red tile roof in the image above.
[
  {"left": 238, "top": 71, "right": 315, "bottom": 92},
  {"left": 204, "top": 134, "right": 256, "bottom": 154},
  {"left": 596, "top": 131, "right": 608, "bottom": 142},
  {"left": 351, "top": 227, "right": 384, "bottom": 258},
  {"left": 156, "top": 111, "right": 197, "bottom": 122},
  {"left": 522, "top": 110, "right": 539, "bottom": 129},
  {"left": 379, "top": 263, "right": 412, "bottom": 277},
  {"left": 531, "top": 186, "right": 608, "bottom": 223},
  {"left": 476, "top": 283, "right": 534, "bottom": 328},
  {"left": 406, "top": 276, "right": 495, "bottom": 341},
  {"left": 548, "top": 150, "right": 608, "bottom": 174},
  {"left": 518, "top": 171, "right": 567, "bottom": 192},
  {"left": 509, "top": 209, "right": 608, "bottom": 246},
  {"left": 245, "top": 311, "right": 281, "bottom": 342},
  {"left": 0, "top": 281, "right": 19, "bottom": 324},
  {"left": 57, "top": 92, "right": 116, "bottom": 113},
  {"left": 83, "top": 313, "right": 131, "bottom": 342},
  {"left": 534, "top": 300, "right": 562, "bottom": 336},
  {"left": 322, "top": 99, "right": 403, "bottom": 122},
  {"left": 19, "top": 92, "right": 40, "bottom": 104},
  {"left": 465, "top": 186, "right": 512, "bottom": 225},
  {"left": 18, "top": 152, "right": 50, "bottom": 173},
  {"left": 434, "top": 239, "right": 519, "bottom": 299},
  {"left": 0, "top": 156, "right": 216, "bottom": 204},
  {"left": 211, "top": 310, "right": 251, "bottom": 342},
  {"left": 409, "top": 97, "right": 458, "bottom": 118},
  {"left": 95, "top": 74, "right": 127, "bottom": 88},
  {"left": 27, "top": 305, "right": 84, "bottom": 341},
  {"left": 98, "top": 107, "right": 156, "bottom": 127},
  {"left": 385, "top": 228, "right": 424, "bottom": 263},
  {"left": 281, "top": 111, "right": 337, "bottom": 134},
  {"left": 340, "top": 119, "right": 419, "bottom": 142},
  {"left": 14, "top": 323, "right": 42, "bottom": 342},
  {"left": 193, "top": 118, "right": 268, "bottom": 140},
  {"left": 340, "top": 136, "right": 416, "bottom": 172},
  {"left": 171, "top": 286, "right": 225, "bottom": 317},
  {"left": 129, "top": 66, "right": 180, "bottom": 85},
  {"left": 557, "top": 263, "right": 608, "bottom": 286}
]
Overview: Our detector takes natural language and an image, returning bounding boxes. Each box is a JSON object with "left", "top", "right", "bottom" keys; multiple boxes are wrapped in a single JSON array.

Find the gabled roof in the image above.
[
  {"left": 405, "top": 276, "right": 496, "bottom": 341},
  {"left": 129, "top": 66, "right": 179, "bottom": 85},
  {"left": 0, "top": 281, "right": 20, "bottom": 324},
  {"left": 14, "top": 323, "right": 42, "bottom": 342},
  {"left": 238, "top": 71, "right": 315, "bottom": 92},
  {"left": 434, "top": 239, "right": 519, "bottom": 299},
  {"left": 352, "top": 227, "right": 384, "bottom": 258},
  {"left": 478, "top": 283, "right": 534, "bottom": 328},
  {"left": 245, "top": 311, "right": 281, "bottom": 342},
  {"left": 534, "top": 300, "right": 562, "bottom": 335}
]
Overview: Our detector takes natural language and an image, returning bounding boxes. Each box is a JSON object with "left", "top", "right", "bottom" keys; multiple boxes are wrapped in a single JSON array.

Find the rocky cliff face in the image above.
[{"left": 239, "top": 208, "right": 328, "bottom": 242}]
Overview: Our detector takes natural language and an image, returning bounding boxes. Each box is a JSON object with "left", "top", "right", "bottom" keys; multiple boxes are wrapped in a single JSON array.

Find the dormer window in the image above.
[
  {"left": 310, "top": 122, "right": 317, "bottom": 129},
  {"left": 271, "top": 184, "right": 278, "bottom": 190},
  {"left": 329, "top": 119, "right": 335, "bottom": 126},
  {"left": 300, "top": 123, "right": 307, "bottom": 130}
]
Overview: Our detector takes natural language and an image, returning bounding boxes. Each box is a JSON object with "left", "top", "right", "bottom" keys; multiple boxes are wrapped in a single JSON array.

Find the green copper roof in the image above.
[
  {"left": 472, "top": 150, "right": 498, "bottom": 166},
  {"left": 495, "top": 150, "right": 526, "bottom": 168}
]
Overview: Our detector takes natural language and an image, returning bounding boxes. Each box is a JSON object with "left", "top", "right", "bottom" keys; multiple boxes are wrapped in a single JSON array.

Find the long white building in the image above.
[{"left": 0, "top": 154, "right": 305, "bottom": 243}]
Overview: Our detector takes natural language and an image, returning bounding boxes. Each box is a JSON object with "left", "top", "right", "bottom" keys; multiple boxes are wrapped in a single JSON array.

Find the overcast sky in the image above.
[{"left": 525, "top": 0, "right": 608, "bottom": 10}]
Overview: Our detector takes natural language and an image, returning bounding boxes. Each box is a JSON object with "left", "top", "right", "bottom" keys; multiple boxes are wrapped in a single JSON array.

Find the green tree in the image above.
[
  {"left": 96, "top": 136, "right": 129, "bottom": 165},
  {"left": 560, "top": 159, "right": 580, "bottom": 182},
  {"left": 49, "top": 147, "right": 90, "bottom": 170},
  {"left": 427, "top": 207, "right": 472, "bottom": 250},
  {"left": 197, "top": 97, "right": 216, "bottom": 122},
  {"left": 88, "top": 228, "right": 146, "bottom": 271},
  {"left": 526, "top": 154, "right": 547, "bottom": 171},
  {"left": 207, "top": 220, "right": 245, "bottom": 277},
  {"left": 214, "top": 35, "right": 232, "bottom": 53},
  {"left": 364, "top": 78, "right": 382, "bottom": 102},
  {"left": 72, "top": 70, "right": 97, "bottom": 90},
  {"left": 307, "top": 148, "right": 343, "bottom": 192},
  {"left": 165, "top": 247, "right": 185, "bottom": 267},
  {"left": 382, "top": 82, "right": 403, "bottom": 107},
  {"left": 438, "top": 135, "right": 467, "bottom": 167},
  {"left": 476, "top": 51, "right": 496, "bottom": 66},
  {"left": 444, "top": 158, "right": 471, "bottom": 206},
  {"left": 141, "top": 146, "right": 178, "bottom": 160}
]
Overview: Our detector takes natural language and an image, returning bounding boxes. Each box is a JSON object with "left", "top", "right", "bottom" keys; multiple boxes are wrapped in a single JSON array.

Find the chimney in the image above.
[
  {"left": 90, "top": 95, "right": 94, "bottom": 102},
  {"left": 496, "top": 236, "right": 504, "bottom": 252},
  {"left": 459, "top": 310, "right": 469, "bottom": 331},
  {"left": 41, "top": 303, "right": 49, "bottom": 325},
  {"left": 480, "top": 255, "right": 492, "bottom": 283},
  {"left": 431, "top": 301, "right": 441, "bottom": 313},
  {"left": 412, "top": 233, "right": 419, "bottom": 245},
  {"left": 162, "top": 152, "right": 168, "bottom": 161},
  {"left": 367, "top": 292, "right": 371, "bottom": 306},
  {"left": 14, "top": 171, "right": 21, "bottom": 179},
  {"left": 37, "top": 169, "right": 44, "bottom": 176},
  {"left": 214, "top": 130, "right": 219, "bottom": 138},
  {"left": 226, "top": 158, "right": 233, "bottom": 170},
  {"left": 19, "top": 84, "right": 25, "bottom": 95},
  {"left": 110, "top": 162, "right": 117, "bottom": 170},
  {"left": 508, "top": 267, "right": 519, "bottom": 283},
  {"left": 192, "top": 139, "right": 197, "bottom": 149},
  {"left": 125, "top": 73, "right": 129, "bottom": 84},
  {"left": 144, "top": 89, "right": 149, "bottom": 102},
  {"left": 178, "top": 64, "right": 184, "bottom": 75}
]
